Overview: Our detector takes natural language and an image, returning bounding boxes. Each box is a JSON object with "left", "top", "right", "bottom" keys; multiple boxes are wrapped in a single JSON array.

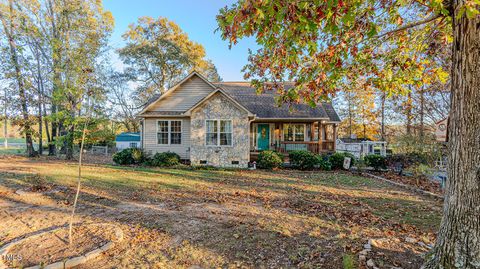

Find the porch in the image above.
[{"left": 250, "top": 121, "right": 337, "bottom": 161}]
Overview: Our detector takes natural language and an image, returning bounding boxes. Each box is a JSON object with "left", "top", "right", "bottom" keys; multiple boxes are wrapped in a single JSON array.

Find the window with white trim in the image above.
[
  {"left": 206, "top": 120, "right": 232, "bottom": 146},
  {"left": 157, "top": 121, "right": 169, "bottom": 144},
  {"left": 220, "top": 120, "right": 232, "bottom": 145},
  {"left": 283, "top": 124, "right": 305, "bottom": 141},
  {"left": 170, "top": 120, "right": 182, "bottom": 144},
  {"left": 157, "top": 120, "right": 182, "bottom": 145}
]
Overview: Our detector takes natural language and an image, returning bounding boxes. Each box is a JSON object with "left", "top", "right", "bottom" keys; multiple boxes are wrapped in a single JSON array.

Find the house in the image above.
[
  {"left": 137, "top": 72, "right": 341, "bottom": 168},
  {"left": 115, "top": 132, "right": 141, "bottom": 150},
  {"left": 336, "top": 137, "right": 387, "bottom": 159},
  {"left": 435, "top": 118, "right": 448, "bottom": 142}
]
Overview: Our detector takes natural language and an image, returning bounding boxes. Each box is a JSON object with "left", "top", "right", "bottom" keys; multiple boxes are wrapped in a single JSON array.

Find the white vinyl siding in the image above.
[
  {"left": 149, "top": 76, "right": 215, "bottom": 112},
  {"left": 144, "top": 118, "right": 191, "bottom": 159}
]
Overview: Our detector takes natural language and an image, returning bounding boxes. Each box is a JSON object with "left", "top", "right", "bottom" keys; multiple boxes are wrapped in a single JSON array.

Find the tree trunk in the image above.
[
  {"left": 419, "top": 85, "right": 425, "bottom": 142},
  {"left": 0, "top": 0, "right": 37, "bottom": 157},
  {"left": 49, "top": 104, "right": 57, "bottom": 156},
  {"left": 43, "top": 101, "right": 51, "bottom": 146},
  {"left": 381, "top": 92, "right": 385, "bottom": 141},
  {"left": 424, "top": 3, "right": 480, "bottom": 268},
  {"left": 348, "top": 92, "right": 353, "bottom": 137},
  {"left": 406, "top": 86, "right": 413, "bottom": 136},
  {"left": 3, "top": 88, "right": 7, "bottom": 149},
  {"left": 65, "top": 124, "right": 74, "bottom": 160},
  {"left": 38, "top": 96, "right": 43, "bottom": 155}
]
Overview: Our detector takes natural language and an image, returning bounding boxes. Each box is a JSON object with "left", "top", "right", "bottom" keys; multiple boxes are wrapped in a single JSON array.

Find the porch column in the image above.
[
  {"left": 318, "top": 121, "right": 322, "bottom": 152},
  {"left": 333, "top": 124, "right": 337, "bottom": 151}
]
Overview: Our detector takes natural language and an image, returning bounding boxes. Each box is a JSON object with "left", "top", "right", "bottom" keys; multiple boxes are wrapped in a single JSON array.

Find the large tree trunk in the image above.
[{"left": 424, "top": 3, "right": 480, "bottom": 268}]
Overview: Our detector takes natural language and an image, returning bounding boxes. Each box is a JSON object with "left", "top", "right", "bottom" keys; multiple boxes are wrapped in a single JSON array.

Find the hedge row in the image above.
[
  {"left": 257, "top": 150, "right": 357, "bottom": 170},
  {"left": 113, "top": 148, "right": 180, "bottom": 167}
]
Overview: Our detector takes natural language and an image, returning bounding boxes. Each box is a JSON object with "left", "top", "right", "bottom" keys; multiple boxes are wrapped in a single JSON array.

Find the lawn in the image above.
[
  {"left": 0, "top": 156, "right": 442, "bottom": 268},
  {"left": 0, "top": 137, "right": 26, "bottom": 144}
]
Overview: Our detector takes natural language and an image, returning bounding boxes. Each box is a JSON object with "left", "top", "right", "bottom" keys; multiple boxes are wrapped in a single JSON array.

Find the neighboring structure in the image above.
[
  {"left": 137, "top": 72, "right": 341, "bottom": 168},
  {"left": 435, "top": 118, "right": 448, "bottom": 142},
  {"left": 115, "top": 132, "right": 141, "bottom": 150},
  {"left": 336, "top": 137, "right": 387, "bottom": 159}
]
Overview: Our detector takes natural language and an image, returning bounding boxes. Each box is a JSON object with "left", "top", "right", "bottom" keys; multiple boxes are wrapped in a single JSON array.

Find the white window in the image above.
[
  {"left": 170, "top": 121, "right": 182, "bottom": 144},
  {"left": 283, "top": 124, "right": 305, "bottom": 141},
  {"left": 157, "top": 121, "right": 169, "bottom": 144},
  {"left": 157, "top": 120, "right": 182, "bottom": 145},
  {"left": 206, "top": 120, "right": 232, "bottom": 146},
  {"left": 220, "top": 120, "right": 232, "bottom": 146}
]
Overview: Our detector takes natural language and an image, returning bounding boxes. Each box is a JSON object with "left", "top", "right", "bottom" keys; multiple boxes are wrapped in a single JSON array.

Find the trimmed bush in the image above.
[
  {"left": 364, "top": 154, "right": 387, "bottom": 171},
  {"left": 131, "top": 148, "right": 144, "bottom": 164},
  {"left": 329, "top": 152, "right": 345, "bottom": 169},
  {"left": 151, "top": 151, "right": 181, "bottom": 167},
  {"left": 113, "top": 148, "right": 143, "bottom": 165},
  {"left": 329, "top": 152, "right": 356, "bottom": 170},
  {"left": 386, "top": 152, "right": 428, "bottom": 168},
  {"left": 257, "top": 150, "right": 283, "bottom": 169},
  {"left": 289, "top": 150, "right": 318, "bottom": 170},
  {"left": 315, "top": 155, "right": 332, "bottom": 171}
]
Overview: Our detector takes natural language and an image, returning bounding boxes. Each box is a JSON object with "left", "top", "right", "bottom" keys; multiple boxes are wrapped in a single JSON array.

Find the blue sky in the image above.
[{"left": 104, "top": 0, "right": 258, "bottom": 81}]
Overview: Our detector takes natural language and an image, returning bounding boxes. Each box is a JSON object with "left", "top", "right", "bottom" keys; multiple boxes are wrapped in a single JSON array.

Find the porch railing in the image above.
[{"left": 273, "top": 141, "right": 335, "bottom": 154}]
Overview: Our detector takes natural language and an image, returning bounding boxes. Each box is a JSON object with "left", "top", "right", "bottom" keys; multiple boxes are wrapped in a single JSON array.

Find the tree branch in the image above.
[{"left": 377, "top": 14, "right": 442, "bottom": 39}]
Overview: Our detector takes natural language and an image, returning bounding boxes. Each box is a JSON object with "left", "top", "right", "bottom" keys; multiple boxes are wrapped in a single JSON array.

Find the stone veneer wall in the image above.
[{"left": 190, "top": 92, "right": 250, "bottom": 168}]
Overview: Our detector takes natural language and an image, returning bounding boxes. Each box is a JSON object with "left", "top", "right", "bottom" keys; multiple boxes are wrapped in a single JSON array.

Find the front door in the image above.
[{"left": 257, "top": 124, "right": 270, "bottom": 150}]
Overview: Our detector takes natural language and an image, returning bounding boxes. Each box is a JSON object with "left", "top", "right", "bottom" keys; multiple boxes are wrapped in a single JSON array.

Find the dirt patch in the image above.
[{"left": 4, "top": 224, "right": 117, "bottom": 268}]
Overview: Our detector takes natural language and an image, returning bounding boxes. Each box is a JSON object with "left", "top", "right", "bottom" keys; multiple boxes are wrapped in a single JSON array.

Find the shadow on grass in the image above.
[{"left": 0, "top": 167, "right": 438, "bottom": 268}]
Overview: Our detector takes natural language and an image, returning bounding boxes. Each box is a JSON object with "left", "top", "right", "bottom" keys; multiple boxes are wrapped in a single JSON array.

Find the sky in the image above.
[{"left": 103, "top": 0, "right": 258, "bottom": 81}]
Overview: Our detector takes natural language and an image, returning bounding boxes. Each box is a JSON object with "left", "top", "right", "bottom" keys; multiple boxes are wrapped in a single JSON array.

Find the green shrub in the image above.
[
  {"left": 329, "top": 152, "right": 356, "bottom": 170},
  {"left": 315, "top": 155, "right": 332, "bottom": 171},
  {"left": 113, "top": 148, "right": 139, "bottom": 165},
  {"left": 257, "top": 150, "right": 283, "bottom": 169},
  {"left": 151, "top": 151, "right": 181, "bottom": 167},
  {"left": 329, "top": 153, "right": 345, "bottom": 170},
  {"left": 131, "top": 148, "right": 144, "bottom": 163},
  {"left": 387, "top": 152, "right": 428, "bottom": 168},
  {"left": 289, "top": 150, "right": 318, "bottom": 170},
  {"left": 364, "top": 154, "right": 387, "bottom": 171}
]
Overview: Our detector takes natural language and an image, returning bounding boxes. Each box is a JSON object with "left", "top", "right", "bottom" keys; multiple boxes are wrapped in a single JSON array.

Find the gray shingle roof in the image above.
[
  {"left": 215, "top": 82, "right": 340, "bottom": 121},
  {"left": 141, "top": 111, "right": 184, "bottom": 116}
]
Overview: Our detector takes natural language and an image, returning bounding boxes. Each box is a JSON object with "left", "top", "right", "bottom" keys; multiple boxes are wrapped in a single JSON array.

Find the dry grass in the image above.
[{"left": 0, "top": 156, "right": 442, "bottom": 268}]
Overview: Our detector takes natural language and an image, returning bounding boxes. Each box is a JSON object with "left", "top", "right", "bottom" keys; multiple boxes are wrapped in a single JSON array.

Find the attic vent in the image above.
[
  {"left": 231, "top": 161, "right": 239, "bottom": 165},
  {"left": 200, "top": 160, "right": 207, "bottom": 164}
]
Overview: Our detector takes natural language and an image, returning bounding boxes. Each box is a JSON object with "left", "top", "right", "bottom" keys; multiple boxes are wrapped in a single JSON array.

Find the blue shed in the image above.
[{"left": 115, "top": 132, "right": 141, "bottom": 150}]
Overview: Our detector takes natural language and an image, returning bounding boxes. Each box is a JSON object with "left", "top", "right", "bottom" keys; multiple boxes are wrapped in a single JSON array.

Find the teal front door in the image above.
[{"left": 257, "top": 124, "right": 270, "bottom": 150}]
